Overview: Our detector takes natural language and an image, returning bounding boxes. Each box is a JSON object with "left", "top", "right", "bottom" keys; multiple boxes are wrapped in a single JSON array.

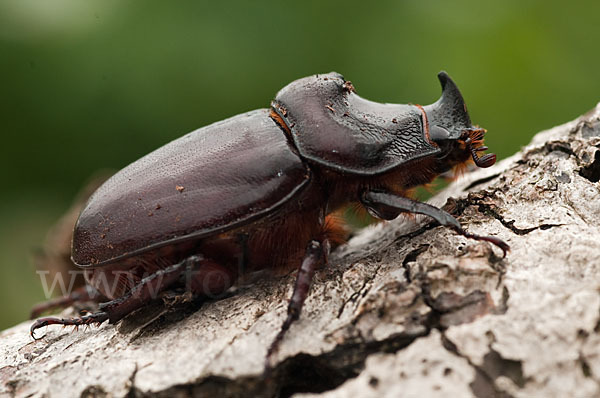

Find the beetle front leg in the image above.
[
  {"left": 361, "top": 190, "right": 509, "bottom": 257},
  {"left": 265, "top": 240, "right": 325, "bottom": 371}
]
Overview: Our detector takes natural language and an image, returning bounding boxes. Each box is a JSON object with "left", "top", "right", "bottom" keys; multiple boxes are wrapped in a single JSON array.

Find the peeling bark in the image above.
[{"left": 2, "top": 104, "right": 600, "bottom": 397}]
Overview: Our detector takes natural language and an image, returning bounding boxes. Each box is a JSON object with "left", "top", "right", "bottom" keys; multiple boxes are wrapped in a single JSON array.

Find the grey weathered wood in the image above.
[{"left": 2, "top": 104, "right": 600, "bottom": 397}]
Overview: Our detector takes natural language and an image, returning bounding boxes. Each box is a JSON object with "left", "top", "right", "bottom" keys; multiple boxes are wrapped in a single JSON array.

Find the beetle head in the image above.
[{"left": 423, "top": 72, "right": 496, "bottom": 169}]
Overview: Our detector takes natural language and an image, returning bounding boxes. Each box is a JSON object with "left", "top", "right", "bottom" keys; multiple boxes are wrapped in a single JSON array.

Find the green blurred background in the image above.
[{"left": 2, "top": 0, "right": 600, "bottom": 330}]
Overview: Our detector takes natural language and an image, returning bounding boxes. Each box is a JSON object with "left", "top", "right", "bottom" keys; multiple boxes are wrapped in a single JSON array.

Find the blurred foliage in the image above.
[{"left": 2, "top": 0, "right": 600, "bottom": 329}]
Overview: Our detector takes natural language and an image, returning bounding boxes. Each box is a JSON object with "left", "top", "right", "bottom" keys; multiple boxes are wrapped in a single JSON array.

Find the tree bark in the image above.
[{"left": 2, "top": 104, "right": 600, "bottom": 398}]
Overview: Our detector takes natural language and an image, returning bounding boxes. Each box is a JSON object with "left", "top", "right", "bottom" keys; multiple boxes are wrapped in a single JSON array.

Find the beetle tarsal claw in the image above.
[
  {"left": 453, "top": 226, "right": 510, "bottom": 258},
  {"left": 30, "top": 320, "right": 48, "bottom": 340}
]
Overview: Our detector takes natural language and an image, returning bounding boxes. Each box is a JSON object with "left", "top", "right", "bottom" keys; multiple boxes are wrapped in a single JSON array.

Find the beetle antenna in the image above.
[
  {"left": 465, "top": 135, "right": 496, "bottom": 168},
  {"left": 470, "top": 144, "right": 496, "bottom": 168}
]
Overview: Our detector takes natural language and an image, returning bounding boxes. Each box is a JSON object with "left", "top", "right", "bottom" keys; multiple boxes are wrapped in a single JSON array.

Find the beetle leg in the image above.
[
  {"left": 361, "top": 190, "right": 509, "bottom": 257},
  {"left": 99, "top": 255, "right": 204, "bottom": 323},
  {"left": 30, "top": 311, "right": 109, "bottom": 340},
  {"left": 30, "top": 255, "right": 203, "bottom": 339},
  {"left": 30, "top": 285, "right": 104, "bottom": 319},
  {"left": 265, "top": 240, "right": 325, "bottom": 370}
]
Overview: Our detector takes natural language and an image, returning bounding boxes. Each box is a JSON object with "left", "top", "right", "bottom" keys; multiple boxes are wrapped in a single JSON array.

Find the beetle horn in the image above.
[
  {"left": 423, "top": 72, "right": 497, "bottom": 168},
  {"left": 423, "top": 71, "right": 473, "bottom": 141},
  {"left": 436, "top": 71, "right": 472, "bottom": 125}
]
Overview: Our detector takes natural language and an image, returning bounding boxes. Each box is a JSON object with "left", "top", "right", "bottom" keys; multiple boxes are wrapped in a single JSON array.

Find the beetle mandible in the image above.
[{"left": 30, "top": 71, "right": 508, "bottom": 368}]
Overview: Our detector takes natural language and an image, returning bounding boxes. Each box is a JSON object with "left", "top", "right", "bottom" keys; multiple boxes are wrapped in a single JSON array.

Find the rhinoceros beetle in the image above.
[{"left": 30, "top": 71, "right": 508, "bottom": 368}]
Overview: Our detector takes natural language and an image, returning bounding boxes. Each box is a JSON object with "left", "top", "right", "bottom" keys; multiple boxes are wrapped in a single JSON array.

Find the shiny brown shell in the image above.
[{"left": 72, "top": 109, "right": 310, "bottom": 267}]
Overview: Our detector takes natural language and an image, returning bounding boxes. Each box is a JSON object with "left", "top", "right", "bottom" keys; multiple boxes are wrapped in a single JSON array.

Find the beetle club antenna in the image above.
[{"left": 464, "top": 129, "right": 496, "bottom": 168}]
